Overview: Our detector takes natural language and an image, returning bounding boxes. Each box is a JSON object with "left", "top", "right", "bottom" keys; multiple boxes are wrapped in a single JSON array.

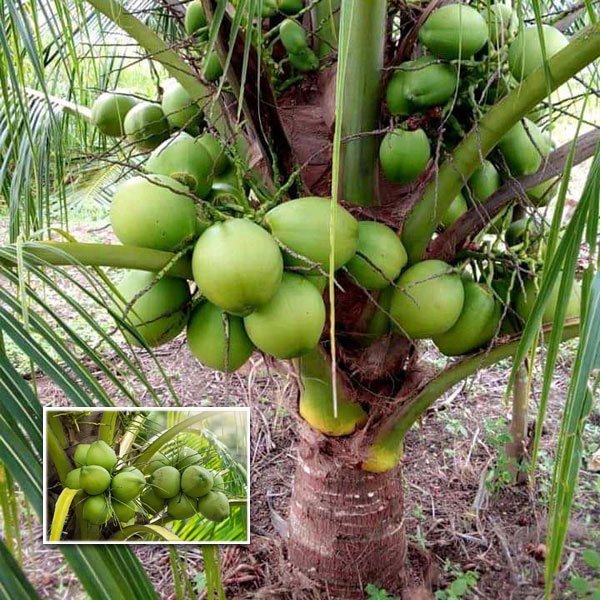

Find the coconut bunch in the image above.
[
  {"left": 88, "top": 1, "right": 580, "bottom": 373},
  {"left": 141, "top": 446, "right": 230, "bottom": 523},
  {"left": 93, "top": 133, "right": 578, "bottom": 370},
  {"left": 64, "top": 442, "right": 231, "bottom": 526},
  {"left": 91, "top": 78, "right": 223, "bottom": 148},
  {"left": 64, "top": 441, "right": 146, "bottom": 525},
  {"left": 380, "top": 3, "right": 565, "bottom": 211}
]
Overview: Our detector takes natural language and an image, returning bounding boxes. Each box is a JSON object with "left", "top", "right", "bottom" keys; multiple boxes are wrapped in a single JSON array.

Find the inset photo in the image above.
[{"left": 43, "top": 407, "right": 249, "bottom": 544}]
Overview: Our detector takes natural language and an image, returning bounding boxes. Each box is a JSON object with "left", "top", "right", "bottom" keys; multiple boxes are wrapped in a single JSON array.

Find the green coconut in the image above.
[
  {"left": 79, "top": 465, "right": 112, "bottom": 495},
  {"left": 385, "top": 68, "right": 413, "bottom": 117},
  {"left": 184, "top": 1, "right": 207, "bottom": 35},
  {"left": 211, "top": 472, "right": 225, "bottom": 493},
  {"left": 91, "top": 91, "right": 139, "bottom": 137},
  {"left": 168, "top": 494, "right": 198, "bottom": 519},
  {"left": 515, "top": 279, "right": 581, "bottom": 324},
  {"left": 150, "top": 466, "right": 181, "bottom": 499},
  {"left": 379, "top": 129, "right": 431, "bottom": 185},
  {"left": 111, "top": 468, "right": 146, "bottom": 502},
  {"left": 197, "top": 491, "right": 230, "bottom": 522},
  {"left": 280, "top": 19, "right": 307, "bottom": 53},
  {"left": 497, "top": 118, "right": 551, "bottom": 176},
  {"left": 112, "top": 499, "right": 137, "bottom": 523},
  {"left": 110, "top": 174, "right": 199, "bottom": 251},
  {"left": 345, "top": 221, "right": 407, "bottom": 290},
  {"left": 161, "top": 79, "right": 204, "bottom": 133},
  {"left": 418, "top": 4, "right": 489, "bottom": 59},
  {"left": 115, "top": 270, "right": 190, "bottom": 347},
  {"left": 123, "top": 101, "right": 170, "bottom": 150},
  {"left": 288, "top": 48, "right": 319, "bottom": 72},
  {"left": 433, "top": 281, "right": 502, "bottom": 356},
  {"left": 187, "top": 301, "right": 254, "bottom": 372},
  {"left": 390, "top": 260, "right": 465, "bottom": 339},
  {"left": 174, "top": 447, "right": 203, "bottom": 470},
  {"left": 261, "top": 0, "right": 277, "bottom": 16},
  {"left": 196, "top": 133, "right": 230, "bottom": 175},
  {"left": 386, "top": 56, "right": 457, "bottom": 115},
  {"left": 204, "top": 51, "right": 223, "bottom": 82},
  {"left": 181, "top": 465, "right": 214, "bottom": 497},
  {"left": 73, "top": 443, "right": 90, "bottom": 467},
  {"left": 505, "top": 217, "right": 544, "bottom": 249},
  {"left": 86, "top": 440, "right": 118, "bottom": 472},
  {"left": 278, "top": 0, "right": 304, "bottom": 14},
  {"left": 192, "top": 219, "right": 284, "bottom": 316},
  {"left": 481, "top": 4, "right": 517, "bottom": 46},
  {"left": 264, "top": 197, "right": 359, "bottom": 273},
  {"left": 441, "top": 193, "right": 467, "bottom": 229},
  {"left": 140, "top": 487, "right": 167, "bottom": 515},
  {"left": 82, "top": 494, "right": 111, "bottom": 525},
  {"left": 527, "top": 177, "right": 559, "bottom": 207},
  {"left": 65, "top": 468, "right": 82, "bottom": 489},
  {"left": 143, "top": 452, "right": 170, "bottom": 475},
  {"left": 509, "top": 25, "right": 569, "bottom": 81},
  {"left": 403, "top": 56, "right": 458, "bottom": 109},
  {"left": 244, "top": 273, "right": 326, "bottom": 359},
  {"left": 305, "top": 274, "right": 327, "bottom": 293},
  {"left": 206, "top": 179, "right": 245, "bottom": 206},
  {"left": 146, "top": 132, "right": 214, "bottom": 198},
  {"left": 298, "top": 348, "right": 368, "bottom": 436},
  {"left": 468, "top": 160, "right": 501, "bottom": 202}
]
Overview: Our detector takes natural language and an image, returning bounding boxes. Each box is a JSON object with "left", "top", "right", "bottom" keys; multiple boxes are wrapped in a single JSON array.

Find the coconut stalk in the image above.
[
  {"left": 337, "top": 0, "right": 386, "bottom": 206},
  {"left": 2, "top": 242, "right": 193, "bottom": 279},
  {"left": 312, "top": 0, "right": 340, "bottom": 58},
  {"left": 363, "top": 321, "right": 580, "bottom": 472},
  {"left": 287, "top": 2, "right": 391, "bottom": 596},
  {"left": 506, "top": 360, "right": 531, "bottom": 482},
  {"left": 402, "top": 21, "right": 600, "bottom": 263}
]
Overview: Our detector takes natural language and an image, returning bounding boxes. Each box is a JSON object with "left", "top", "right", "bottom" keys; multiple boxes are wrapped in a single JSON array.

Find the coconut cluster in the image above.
[
  {"left": 142, "top": 446, "right": 230, "bottom": 523},
  {"left": 64, "top": 440, "right": 146, "bottom": 525},
  {"left": 88, "top": 1, "right": 580, "bottom": 374},
  {"left": 381, "top": 3, "right": 567, "bottom": 205},
  {"left": 64, "top": 442, "right": 230, "bottom": 526}
]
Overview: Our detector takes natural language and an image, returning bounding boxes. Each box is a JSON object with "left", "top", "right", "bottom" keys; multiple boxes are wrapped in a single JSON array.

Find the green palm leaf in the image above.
[
  {"left": 0, "top": 538, "right": 40, "bottom": 600},
  {"left": 61, "top": 545, "right": 159, "bottom": 600}
]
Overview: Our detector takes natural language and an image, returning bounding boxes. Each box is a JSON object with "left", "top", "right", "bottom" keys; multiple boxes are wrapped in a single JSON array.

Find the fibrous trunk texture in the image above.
[{"left": 288, "top": 440, "right": 405, "bottom": 598}]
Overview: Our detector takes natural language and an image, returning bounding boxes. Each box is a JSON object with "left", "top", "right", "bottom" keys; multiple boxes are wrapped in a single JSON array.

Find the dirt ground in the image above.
[
  {"left": 3, "top": 225, "right": 599, "bottom": 600},
  {"left": 16, "top": 333, "right": 598, "bottom": 600}
]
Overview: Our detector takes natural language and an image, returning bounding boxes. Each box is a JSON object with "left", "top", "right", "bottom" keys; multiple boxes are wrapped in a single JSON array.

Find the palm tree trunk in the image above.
[{"left": 288, "top": 440, "right": 405, "bottom": 598}]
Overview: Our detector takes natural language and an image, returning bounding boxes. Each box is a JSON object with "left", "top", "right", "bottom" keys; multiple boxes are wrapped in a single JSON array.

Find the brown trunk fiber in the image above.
[{"left": 288, "top": 441, "right": 406, "bottom": 598}]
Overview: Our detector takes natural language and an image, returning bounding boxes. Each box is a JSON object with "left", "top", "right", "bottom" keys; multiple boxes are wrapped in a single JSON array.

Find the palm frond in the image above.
[
  {"left": 544, "top": 162, "right": 600, "bottom": 596},
  {"left": 0, "top": 537, "right": 40, "bottom": 599}
]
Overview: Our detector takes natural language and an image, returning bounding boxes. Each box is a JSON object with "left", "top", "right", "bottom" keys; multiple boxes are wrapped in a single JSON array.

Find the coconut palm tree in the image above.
[{"left": 0, "top": 0, "right": 599, "bottom": 597}]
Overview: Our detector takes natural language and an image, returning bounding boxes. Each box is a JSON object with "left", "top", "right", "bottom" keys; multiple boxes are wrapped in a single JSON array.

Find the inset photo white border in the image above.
[{"left": 43, "top": 406, "right": 250, "bottom": 545}]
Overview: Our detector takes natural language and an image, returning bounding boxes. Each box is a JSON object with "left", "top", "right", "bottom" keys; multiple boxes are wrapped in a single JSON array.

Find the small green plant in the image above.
[
  {"left": 365, "top": 583, "right": 398, "bottom": 600},
  {"left": 435, "top": 562, "right": 479, "bottom": 600},
  {"left": 483, "top": 417, "right": 520, "bottom": 492},
  {"left": 569, "top": 549, "right": 600, "bottom": 599},
  {"left": 443, "top": 415, "right": 469, "bottom": 437}
]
